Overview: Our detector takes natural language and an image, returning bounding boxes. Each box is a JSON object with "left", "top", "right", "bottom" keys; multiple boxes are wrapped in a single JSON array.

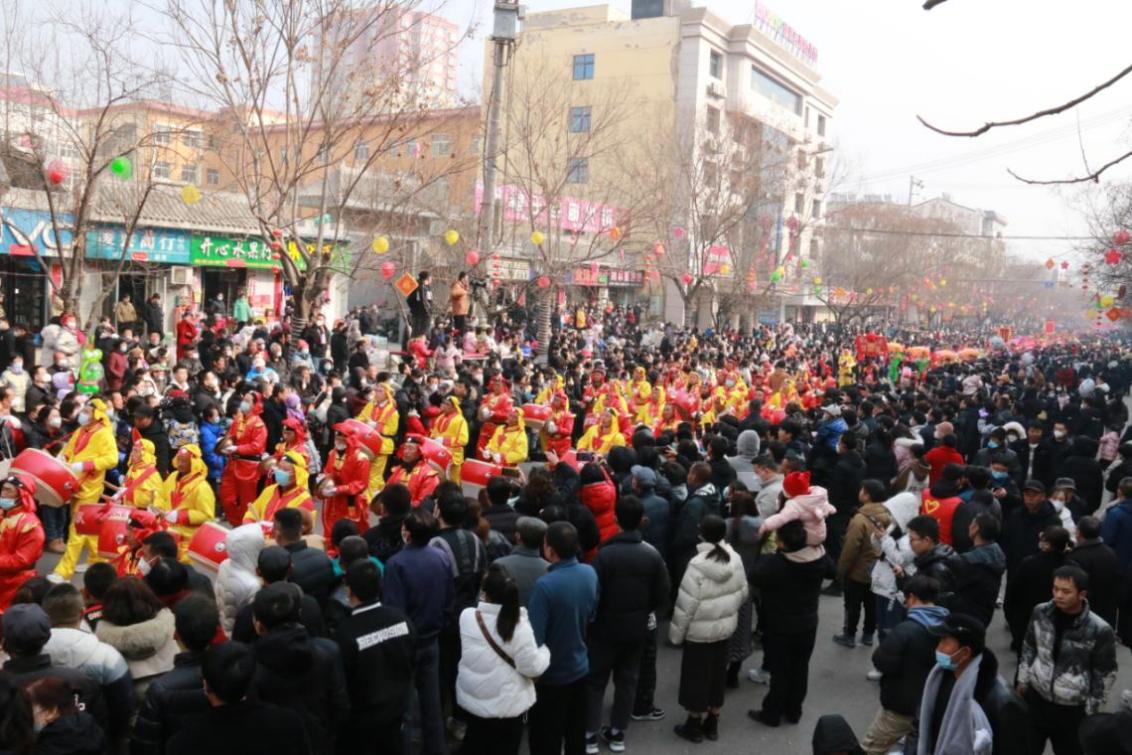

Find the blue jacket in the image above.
[
  {"left": 199, "top": 421, "right": 226, "bottom": 481},
  {"left": 1101, "top": 499, "right": 1132, "bottom": 572},
  {"left": 384, "top": 544, "right": 454, "bottom": 641},
  {"left": 528, "top": 558, "right": 599, "bottom": 685}
]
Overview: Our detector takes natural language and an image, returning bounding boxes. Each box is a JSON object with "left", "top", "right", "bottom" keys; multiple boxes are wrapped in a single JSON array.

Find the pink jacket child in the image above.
[{"left": 758, "top": 471, "right": 837, "bottom": 547}]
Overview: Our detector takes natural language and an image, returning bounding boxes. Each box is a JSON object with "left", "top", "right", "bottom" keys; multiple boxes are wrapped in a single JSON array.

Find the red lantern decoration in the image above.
[
  {"left": 380, "top": 261, "right": 396, "bottom": 280},
  {"left": 609, "top": 226, "right": 622, "bottom": 242},
  {"left": 1044, "top": 258, "right": 1056, "bottom": 270},
  {"left": 1115, "top": 229, "right": 1130, "bottom": 245},
  {"left": 673, "top": 226, "right": 686, "bottom": 240},
  {"left": 464, "top": 249, "right": 480, "bottom": 266},
  {"left": 653, "top": 242, "right": 665, "bottom": 257},
  {"left": 681, "top": 272, "right": 693, "bottom": 285},
  {"left": 45, "top": 160, "right": 67, "bottom": 186},
  {"left": 270, "top": 240, "right": 282, "bottom": 251},
  {"left": 272, "top": 228, "right": 284, "bottom": 238},
  {"left": 536, "top": 275, "right": 550, "bottom": 289},
  {"left": 1105, "top": 249, "right": 1123, "bottom": 265},
  {"left": 1060, "top": 261, "right": 1070, "bottom": 270}
]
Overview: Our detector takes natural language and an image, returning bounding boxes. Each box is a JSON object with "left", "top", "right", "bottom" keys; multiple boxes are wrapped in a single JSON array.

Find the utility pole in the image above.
[
  {"left": 476, "top": 2, "right": 523, "bottom": 254},
  {"left": 907, "top": 175, "right": 923, "bottom": 206}
]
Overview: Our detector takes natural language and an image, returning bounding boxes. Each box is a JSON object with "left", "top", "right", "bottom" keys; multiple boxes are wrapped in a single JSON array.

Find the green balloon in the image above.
[
  {"left": 801, "top": 259, "right": 810, "bottom": 268},
  {"left": 110, "top": 156, "right": 132, "bottom": 179}
]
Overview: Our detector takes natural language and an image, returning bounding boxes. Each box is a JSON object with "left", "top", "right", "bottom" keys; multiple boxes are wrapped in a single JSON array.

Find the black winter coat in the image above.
[
  {"left": 1059, "top": 439, "right": 1104, "bottom": 516},
  {"left": 589, "top": 531, "right": 670, "bottom": 642},
  {"left": 751, "top": 551, "right": 833, "bottom": 635},
  {"left": 33, "top": 713, "right": 104, "bottom": 755},
  {"left": 871, "top": 612, "right": 941, "bottom": 716},
  {"left": 129, "top": 651, "right": 209, "bottom": 755},
  {"left": 950, "top": 543, "right": 1006, "bottom": 628},
  {"left": 1070, "top": 539, "right": 1120, "bottom": 628},
  {"left": 335, "top": 602, "right": 417, "bottom": 725},
  {"left": 283, "top": 541, "right": 336, "bottom": 607},
  {"left": 864, "top": 440, "right": 898, "bottom": 484},
  {"left": 1005, "top": 551, "right": 1070, "bottom": 646},
  {"left": 827, "top": 451, "right": 866, "bottom": 514},
  {"left": 167, "top": 700, "right": 311, "bottom": 755},
  {"left": 1001, "top": 501, "right": 1061, "bottom": 575}
]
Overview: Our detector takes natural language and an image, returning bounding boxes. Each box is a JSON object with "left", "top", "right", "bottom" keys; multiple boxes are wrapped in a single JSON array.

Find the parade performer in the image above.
[
  {"left": 245, "top": 450, "right": 314, "bottom": 526},
  {"left": 108, "top": 510, "right": 166, "bottom": 577},
  {"left": 156, "top": 444, "right": 215, "bottom": 561},
  {"left": 475, "top": 376, "right": 513, "bottom": 458},
  {"left": 541, "top": 391, "right": 575, "bottom": 458},
  {"left": 653, "top": 403, "right": 681, "bottom": 437},
  {"left": 356, "top": 383, "right": 398, "bottom": 497},
  {"left": 54, "top": 398, "right": 118, "bottom": 580},
  {"left": 218, "top": 391, "right": 267, "bottom": 526},
  {"left": 629, "top": 367, "right": 653, "bottom": 424},
  {"left": 0, "top": 475, "right": 44, "bottom": 612},
  {"left": 386, "top": 436, "right": 442, "bottom": 506},
  {"left": 111, "top": 439, "right": 162, "bottom": 509},
  {"left": 319, "top": 424, "right": 370, "bottom": 534},
  {"left": 273, "top": 417, "right": 312, "bottom": 467},
  {"left": 577, "top": 409, "right": 626, "bottom": 455},
  {"left": 483, "top": 408, "right": 529, "bottom": 466},
  {"left": 838, "top": 349, "right": 857, "bottom": 387},
  {"left": 432, "top": 395, "right": 469, "bottom": 483}
]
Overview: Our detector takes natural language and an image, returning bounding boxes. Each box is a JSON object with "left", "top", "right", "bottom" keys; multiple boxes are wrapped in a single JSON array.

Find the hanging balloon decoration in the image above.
[
  {"left": 653, "top": 242, "right": 665, "bottom": 257},
  {"left": 465, "top": 249, "right": 480, "bottom": 266},
  {"left": 380, "top": 261, "right": 396, "bottom": 280},
  {"left": 1114, "top": 229, "right": 1130, "bottom": 245},
  {"left": 1105, "top": 249, "right": 1123, "bottom": 265},
  {"left": 609, "top": 226, "right": 622, "bottom": 242},
  {"left": 45, "top": 160, "right": 68, "bottom": 186},
  {"left": 681, "top": 272, "right": 693, "bottom": 285},
  {"left": 371, "top": 236, "right": 390, "bottom": 254},
  {"left": 444, "top": 229, "right": 460, "bottom": 246},
  {"left": 673, "top": 226, "right": 686, "bottom": 240},
  {"left": 1044, "top": 258, "right": 1056, "bottom": 270},
  {"left": 536, "top": 275, "right": 551, "bottom": 289},
  {"left": 180, "top": 184, "right": 202, "bottom": 205},
  {"left": 530, "top": 230, "right": 545, "bottom": 245},
  {"left": 109, "top": 156, "right": 132, "bottom": 179}
]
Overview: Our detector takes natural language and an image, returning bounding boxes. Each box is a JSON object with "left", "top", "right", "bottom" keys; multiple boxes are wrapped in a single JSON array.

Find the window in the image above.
[
  {"left": 179, "top": 164, "right": 198, "bottom": 184},
  {"left": 569, "top": 106, "right": 592, "bottom": 133},
  {"left": 153, "top": 125, "right": 171, "bottom": 146},
  {"left": 794, "top": 192, "right": 804, "bottom": 214},
  {"left": 207, "top": 134, "right": 218, "bottom": 150},
  {"left": 797, "top": 149, "right": 807, "bottom": 171},
  {"left": 404, "top": 139, "right": 418, "bottom": 158},
  {"left": 154, "top": 161, "right": 172, "bottom": 180},
  {"left": 431, "top": 134, "right": 452, "bottom": 157},
  {"left": 206, "top": 168, "right": 220, "bottom": 186},
  {"left": 751, "top": 66, "right": 802, "bottom": 115},
  {"left": 573, "top": 54, "right": 595, "bottom": 80},
  {"left": 815, "top": 157, "right": 825, "bottom": 179},
  {"left": 183, "top": 130, "right": 203, "bottom": 149},
  {"left": 812, "top": 199, "right": 822, "bottom": 220},
  {"left": 817, "top": 114, "right": 827, "bottom": 137},
  {"left": 566, "top": 157, "right": 589, "bottom": 184},
  {"left": 709, "top": 50, "right": 723, "bottom": 80},
  {"left": 706, "top": 106, "right": 720, "bottom": 136},
  {"left": 354, "top": 142, "right": 369, "bottom": 162}
]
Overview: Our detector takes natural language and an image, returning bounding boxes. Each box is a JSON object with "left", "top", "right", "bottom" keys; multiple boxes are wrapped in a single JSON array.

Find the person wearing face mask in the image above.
[
  {"left": 156, "top": 445, "right": 216, "bottom": 562},
  {"left": 244, "top": 452, "right": 314, "bottom": 526},
  {"left": 53, "top": 398, "right": 119, "bottom": 581},
  {"left": 24, "top": 366, "right": 51, "bottom": 418},
  {"left": 218, "top": 392, "right": 267, "bottom": 526},
  {"left": 319, "top": 426, "right": 371, "bottom": 535},
  {"left": 0, "top": 356, "right": 27, "bottom": 414},
  {"left": 0, "top": 475, "right": 44, "bottom": 611}
]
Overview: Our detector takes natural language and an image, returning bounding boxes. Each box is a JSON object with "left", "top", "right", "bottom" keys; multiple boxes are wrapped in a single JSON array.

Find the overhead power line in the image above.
[{"left": 821, "top": 226, "right": 1096, "bottom": 241}]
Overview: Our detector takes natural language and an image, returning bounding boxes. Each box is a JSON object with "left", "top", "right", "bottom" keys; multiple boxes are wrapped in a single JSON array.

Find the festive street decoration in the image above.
[
  {"left": 45, "top": 160, "right": 67, "bottom": 185},
  {"left": 681, "top": 272, "right": 693, "bottom": 285},
  {"left": 371, "top": 236, "right": 390, "bottom": 254},
  {"left": 109, "top": 156, "right": 132, "bottom": 179},
  {"left": 609, "top": 226, "right": 622, "bottom": 242},
  {"left": 653, "top": 242, "right": 665, "bottom": 257},
  {"left": 1045, "top": 258, "right": 1056, "bottom": 270},
  {"left": 380, "top": 261, "right": 396, "bottom": 279},
  {"left": 1115, "top": 229, "right": 1130, "bottom": 245},
  {"left": 444, "top": 229, "right": 460, "bottom": 246},
  {"left": 180, "top": 184, "right": 202, "bottom": 205},
  {"left": 673, "top": 226, "right": 686, "bottom": 240},
  {"left": 536, "top": 275, "right": 551, "bottom": 288},
  {"left": 464, "top": 250, "right": 480, "bottom": 266},
  {"left": 394, "top": 273, "right": 418, "bottom": 296},
  {"left": 1105, "top": 249, "right": 1123, "bottom": 265},
  {"left": 530, "top": 230, "right": 545, "bottom": 245}
]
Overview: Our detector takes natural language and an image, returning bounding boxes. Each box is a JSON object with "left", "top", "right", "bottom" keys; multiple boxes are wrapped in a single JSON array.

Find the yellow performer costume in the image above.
[
  {"left": 357, "top": 384, "right": 399, "bottom": 499},
  {"left": 431, "top": 396, "right": 469, "bottom": 483},
  {"left": 244, "top": 450, "right": 313, "bottom": 525},
  {"left": 54, "top": 399, "right": 119, "bottom": 579},
  {"left": 485, "top": 412, "right": 529, "bottom": 466},
  {"left": 534, "top": 373, "right": 564, "bottom": 405},
  {"left": 115, "top": 440, "right": 163, "bottom": 509},
  {"left": 577, "top": 412, "right": 626, "bottom": 455},
  {"left": 155, "top": 444, "right": 216, "bottom": 562},
  {"left": 630, "top": 368, "right": 654, "bottom": 425}
]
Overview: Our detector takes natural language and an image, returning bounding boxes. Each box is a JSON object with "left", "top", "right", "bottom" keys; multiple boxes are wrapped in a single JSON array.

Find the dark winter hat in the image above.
[
  {"left": 929, "top": 612, "right": 986, "bottom": 655},
  {"left": 1022, "top": 479, "right": 1047, "bottom": 494}
]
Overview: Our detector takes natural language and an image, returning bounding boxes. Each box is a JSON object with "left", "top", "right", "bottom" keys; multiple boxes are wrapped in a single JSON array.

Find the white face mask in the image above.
[
  {"left": 137, "top": 558, "right": 152, "bottom": 576},
  {"left": 335, "top": 441, "right": 347, "bottom": 452},
  {"left": 48, "top": 416, "right": 62, "bottom": 429},
  {"left": 78, "top": 411, "right": 92, "bottom": 425},
  {"left": 1053, "top": 430, "right": 1066, "bottom": 439}
]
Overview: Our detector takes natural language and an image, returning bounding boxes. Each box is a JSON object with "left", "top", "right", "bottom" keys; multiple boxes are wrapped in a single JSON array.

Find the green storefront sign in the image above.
[{"left": 189, "top": 235, "right": 345, "bottom": 272}]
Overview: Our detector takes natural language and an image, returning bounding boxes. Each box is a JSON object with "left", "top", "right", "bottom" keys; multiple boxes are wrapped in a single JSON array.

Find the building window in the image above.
[
  {"left": 206, "top": 168, "right": 220, "bottom": 186},
  {"left": 404, "top": 139, "right": 418, "bottom": 158},
  {"left": 815, "top": 157, "right": 825, "bottom": 179},
  {"left": 812, "top": 198, "right": 822, "bottom": 220},
  {"left": 797, "top": 149, "right": 807, "bottom": 171},
  {"left": 183, "top": 130, "right": 203, "bottom": 149},
  {"left": 751, "top": 66, "right": 802, "bottom": 115},
  {"left": 709, "top": 50, "right": 723, "bottom": 80},
  {"left": 153, "top": 125, "right": 171, "bottom": 146},
  {"left": 566, "top": 157, "right": 589, "bottom": 184},
  {"left": 431, "top": 134, "right": 452, "bottom": 157},
  {"left": 817, "top": 114, "right": 827, "bottom": 137},
  {"left": 354, "top": 142, "right": 369, "bottom": 161},
  {"left": 179, "top": 164, "right": 198, "bottom": 184},
  {"left": 705, "top": 106, "right": 721, "bottom": 136},
  {"left": 569, "top": 106, "right": 592, "bottom": 133},
  {"left": 154, "top": 161, "right": 172, "bottom": 180},
  {"left": 572, "top": 54, "right": 595, "bottom": 80},
  {"left": 794, "top": 192, "right": 804, "bottom": 214}
]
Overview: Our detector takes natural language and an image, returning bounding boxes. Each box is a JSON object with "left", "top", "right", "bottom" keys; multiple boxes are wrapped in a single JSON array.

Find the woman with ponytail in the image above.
[
  {"left": 669, "top": 514, "right": 749, "bottom": 744},
  {"left": 457, "top": 563, "right": 550, "bottom": 755}
]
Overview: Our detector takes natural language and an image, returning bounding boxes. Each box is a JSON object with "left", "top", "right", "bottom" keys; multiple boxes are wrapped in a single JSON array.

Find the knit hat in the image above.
[
  {"left": 2, "top": 604, "right": 51, "bottom": 652},
  {"left": 783, "top": 470, "right": 811, "bottom": 498}
]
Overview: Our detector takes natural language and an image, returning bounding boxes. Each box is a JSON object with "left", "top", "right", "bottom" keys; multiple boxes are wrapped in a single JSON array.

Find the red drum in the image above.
[
  {"left": 558, "top": 450, "right": 582, "bottom": 472},
  {"left": 75, "top": 503, "right": 116, "bottom": 536},
  {"left": 522, "top": 404, "right": 551, "bottom": 431},
  {"left": 11, "top": 448, "right": 79, "bottom": 508},
  {"left": 187, "top": 521, "right": 230, "bottom": 572},
  {"left": 460, "top": 458, "right": 501, "bottom": 499},
  {"left": 405, "top": 434, "right": 452, "bottom": 472},
  {"left": 336, "top": 418, "right": 384, "bottom": 459},
  {"left": 94, "top": 506, "right": 134, "bottom": 559}
]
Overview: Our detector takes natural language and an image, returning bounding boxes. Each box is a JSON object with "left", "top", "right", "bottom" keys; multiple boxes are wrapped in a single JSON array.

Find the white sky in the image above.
[{"left": 437, "top": 0, "right": 1132, "bottom": 262}]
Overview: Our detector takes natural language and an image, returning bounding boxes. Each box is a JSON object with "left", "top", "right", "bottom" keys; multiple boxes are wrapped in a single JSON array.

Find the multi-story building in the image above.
[{"left": 499, "top": 1, "right": 836, "bottom": 323}]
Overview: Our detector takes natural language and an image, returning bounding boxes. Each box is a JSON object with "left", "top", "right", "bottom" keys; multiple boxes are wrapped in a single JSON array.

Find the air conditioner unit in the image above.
[
  {"left": 169, "top": 267, "right": 194, "bottom": 286},
  {"left": 706, "top": 81, "right": 725, "bottom": 99}
]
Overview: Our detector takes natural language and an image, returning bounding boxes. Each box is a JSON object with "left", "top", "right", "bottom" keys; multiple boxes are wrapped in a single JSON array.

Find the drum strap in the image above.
[
  {"left": 264, "top": 487, "right": 306, "bottom": 520},
  {"left": 171, "top": 472, "right": 202, "bottom": 510},
  {"left": 122, "top": 467, "right": 158, "bottom": 504}
]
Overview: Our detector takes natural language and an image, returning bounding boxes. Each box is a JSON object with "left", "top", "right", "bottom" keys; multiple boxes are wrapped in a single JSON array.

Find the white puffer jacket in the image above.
[
  {"left": 456, "top": 603, "right": 550, "bottom": 718},
  {"left": 214, "top": 524, "right": 265, "bottom": 634},
  {"left": 669, "top": 541, "right": 749, "bottom": 645},
  {"left": 45, "top": 627, "right": 130, "bottom": 686}
]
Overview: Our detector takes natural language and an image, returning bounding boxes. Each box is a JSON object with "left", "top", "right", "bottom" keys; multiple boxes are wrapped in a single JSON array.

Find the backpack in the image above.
[{"left": 430, "top": 529, "right": 486, "bottom": 615}]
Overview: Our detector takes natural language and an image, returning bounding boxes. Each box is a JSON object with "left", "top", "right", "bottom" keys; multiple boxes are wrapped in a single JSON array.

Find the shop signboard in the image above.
[
  {"left": 0, "top": 208, "right": 73, "bottom": 257},
  {"left": 191, "top": 235, "right": 277, "bottom": 269},
  {"left": 568, "top": 266, "right": 644, "bottom": 288},
  {"left": 86, "top": 226, "right": 191, "bottom": 264}
]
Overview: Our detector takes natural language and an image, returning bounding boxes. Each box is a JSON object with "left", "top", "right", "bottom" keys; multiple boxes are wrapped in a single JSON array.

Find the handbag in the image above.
[{"left": 475, "top": 610, "right": 515, "bottom": 668}]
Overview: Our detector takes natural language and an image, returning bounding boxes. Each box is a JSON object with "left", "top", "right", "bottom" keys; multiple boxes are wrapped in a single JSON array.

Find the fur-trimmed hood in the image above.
[{"left": 95, "top": 608, "right": 175, "bottom": 661}]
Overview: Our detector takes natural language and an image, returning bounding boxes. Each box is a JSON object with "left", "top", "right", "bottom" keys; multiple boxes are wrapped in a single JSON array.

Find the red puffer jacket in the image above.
[{"left": 579, "top": 479, "right": 619, "bottom": 560}]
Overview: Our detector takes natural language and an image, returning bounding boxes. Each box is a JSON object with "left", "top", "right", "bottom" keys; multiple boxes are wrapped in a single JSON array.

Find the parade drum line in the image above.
[
  {"left": 187, "top": 521, "right": 231, "bottom": 572},
  {"left": 11, "top": 449, "right": 79, "bottom": 508},
  {"left": 522, "top": 404, "right": 551, "bottom": 431},
  {"left": 74, "top": 503, "right": 125, "bottom": 537},
  {"left": 337, "top": 418, "right": 384, "bottom": 460},
  {"left": 460, "top": 458, "right": 502, "bottom": 499},
  {"left": 95, "top": 506, "right": 135, "bottom": 560}
]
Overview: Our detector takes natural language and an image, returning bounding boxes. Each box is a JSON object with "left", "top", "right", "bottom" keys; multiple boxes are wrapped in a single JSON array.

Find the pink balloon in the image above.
[
  {"left": 537, "top": 275, "right": 551, "bottom": 289},
  {"left": 380, "top": 261, "right": 395, "bottom": 279},
  {"left": 465, "top": 249, "right": 480, "bottom": 266},
  {"left": 681, "top": 272, "right": 693, "bottom": 285},
  {"left": 673, "top": 226, "right": 686, "bottom": 240}
]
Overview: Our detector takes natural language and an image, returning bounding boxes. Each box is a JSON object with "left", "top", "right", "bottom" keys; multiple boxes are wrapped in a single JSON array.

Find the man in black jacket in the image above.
[
  {"left": 860, "top": 575, "right": 949, "bottom": 755},
  {"left": 950, "top": 513, "right": 1006, "bottom": 629},
  {"left": 826, "top": 434, "right": 866, "bottom": 567},
  {"left": 1001, "top": 480, "right": 1062, "bottom": 577},
  {"left": 141, "top": 531, "right": 214, "bottom": 598},
  {"left": 585, "top": 496, "right": 670, "bottom": 752},
  {"left": 251, "top": 584, "right": 350, "bottom": 755},
  {"left": 131, "top": 594, "right": 218, "bottom": 754},
  {"left": 365, "top": 483, "right": 411, "bottom": 564},
  {"left": 748, "top": 520, "right": 834, "bottom": 727},
  {"left": 232, "top": 547, "right": 325, "bottom": 643},
  {"left": 335, "top": 559, "right": 416, "bottom": 754},
  {"left": 132, "top": 405, "right": 172, "bottom": 476},
  {"left": 901, "top": 516, "right": 959, "bottom": 603},
  {"left": 406, "top": 270, "right": 433, "bottom": 338},
  {"left": 273, "top": 508, "right": 335, "bottom": 606},
  {"left": 1069, "top": 516, "right": 1120, "bottom": 628}
]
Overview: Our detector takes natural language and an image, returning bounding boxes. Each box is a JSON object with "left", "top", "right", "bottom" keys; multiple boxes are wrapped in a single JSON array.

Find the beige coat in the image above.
[
  {"left": 115, "top": 300, "right": 138, "bottom": 324},
  {"left": 450, "top": 280, "right": 470, "bottom": 316},
  {"left": 669, "top": 541, "right": 749, "bottom": 645}
]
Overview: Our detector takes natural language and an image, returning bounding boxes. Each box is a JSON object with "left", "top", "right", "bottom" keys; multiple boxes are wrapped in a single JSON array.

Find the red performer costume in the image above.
[
  {"left": 385, "top": 438, "right": 441, "bottom": 506},
  {"left": 475, "top": 378, "right": 513, "bottom": 459},
  {"left": 320, "top": 423, "right": 371, "bottom": 534},
  {"left": 541, "top": 392, "right": 575, "bottom": 458},
  {"left": 175, "top": 311, "right": 199, "bottom": 362},
  {"left": 218, "top": 393, "right": 268, "bottom": 526},
  {"left": 0, "top": 474, "right": 45, "bottom": 612}
]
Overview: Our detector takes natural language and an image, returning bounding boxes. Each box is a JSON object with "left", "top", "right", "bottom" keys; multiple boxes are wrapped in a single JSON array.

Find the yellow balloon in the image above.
[
  {"left": 720, "top": 264, "right": 731, "bottom": 276},
  {"left": 939, "top": 278, "right": 947, "bottom": 286},
  {"left": 530, "top": 230, "right": 545, "bottom": 246},
  {"left": 866, "top": 288, "right": 873, "bottom": 295},
  {"left": 371, "top": 236, "right": 390, "bottom": 254},
  {"left": 180, "top": 184, "right": 201, "bottom": 205},
  {"left": 1101, "top": 294, "right": 1115, "bottom": 307},
  {"left": 813, "top": 277, "right": 823, "bottom": 285},
  {"left": 444, "top": 229, "right": 460, "bottom": 246}
]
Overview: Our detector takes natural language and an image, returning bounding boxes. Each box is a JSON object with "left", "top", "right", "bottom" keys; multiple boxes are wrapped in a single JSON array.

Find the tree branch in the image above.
[
  {"left": 923, "top": 0, "right": 950, "bottom": 8},
  {"left": 1006, "top": 148, "right": 1132, "bottom": 185},
  {"left": 918, "top": 60, "right": 1132, "bottom": 137}
]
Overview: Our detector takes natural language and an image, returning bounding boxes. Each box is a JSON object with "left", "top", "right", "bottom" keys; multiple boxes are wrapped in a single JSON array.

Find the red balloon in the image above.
[
  {"left": 380, "top": 261, "right": 395, "bottom": 280},
  {"left": 681, "top": 273, "right": 693, "bottom": 285},
  {"left": 45, "top": 160, "right": 67, "bottom": 185},
  {"left": 465, "top": 250, "right": 480, "bottom": 266},
  {"left": 1105, "top": 249, "right": 1123, "bottom": 265},
  {"left": 1115, "top": 229, "right": 1130, "bottom": 245},
  {"left": 536, "top": 275, "right": 551, "bottom": 289},
  {"left": 272, "top": 228, "right": 284, "bottom": 238},
  {"left": 270, "top": 240, "right": 282, "bottom": 251}
]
